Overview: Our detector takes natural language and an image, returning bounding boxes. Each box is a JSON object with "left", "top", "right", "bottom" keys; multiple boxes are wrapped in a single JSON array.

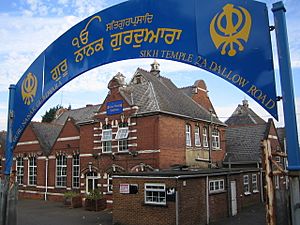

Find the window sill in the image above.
[
  {"left": 244, "top": 192, "right": 252, "bottom": 196},
  {"left": 212, "top": 148, "right": 222, "bottom": 151},
  {"left": 143, "top": 202, "right": 167, "bottom": 207},
  {"left": 209, "top": 190, "right": 226, "bottom": 195},
  {"left": 253, "top": 190, "right": 259, "bottom": 194}
]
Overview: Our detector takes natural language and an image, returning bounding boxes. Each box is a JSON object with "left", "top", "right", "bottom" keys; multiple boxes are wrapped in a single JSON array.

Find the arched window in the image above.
[
  {"left": 56, "top": 155, "right": 67, "bottom": 187},
  {"left": 186, "top": 124, "right": 191, "bottom": 146},
  {"left": 28, "top": 156, "right": 37, "bottom": 186},
  {"left": 194, "top": 126, "right": 201, "bottom": 147},
  {"left": 16, "top": 157, "right": 24, "bottom": 185},
  {"left": 72, "top": 154, "right": 80, "bottom": 189},
  {"left": 212, "top": 129, "right": 220, "bottom": 149}
]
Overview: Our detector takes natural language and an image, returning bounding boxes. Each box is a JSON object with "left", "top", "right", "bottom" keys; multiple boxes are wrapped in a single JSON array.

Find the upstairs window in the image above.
[
  {"left": 212, "top": 129, "right": 220, "bottom": 149},
  {"left": 102, "top": 124, "right": 112, "bottom": 153},
  {"left": 203, "top": 127, "right": 209, "bottom": 147},
  {"left": 116, "top": 123, "right": 129, "bottom": 152},
  {"left": 186, "top": 124, "right": 191, "bottom": 146},
  {"left": 194, "top": 126, "right": 201, "bottom": 147}
]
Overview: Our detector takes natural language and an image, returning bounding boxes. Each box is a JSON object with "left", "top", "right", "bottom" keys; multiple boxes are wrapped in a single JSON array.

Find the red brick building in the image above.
[
  {"left": 0, "top": 61, "right": 227, "bottom": 205},
  {"left": 113, "top": 168, "right": 261, "bottom": 225}
]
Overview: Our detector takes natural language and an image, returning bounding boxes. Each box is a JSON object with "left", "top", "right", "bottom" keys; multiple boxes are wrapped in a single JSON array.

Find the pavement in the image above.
[
  {"left": 17, "top": 199, "right": 112, "bottom": 225},
  {"left": 210, "top": 203, "right": 266, "bottom": 225},
  {"left": 17, "top": 199, "right": 266, "bottom": 225}
]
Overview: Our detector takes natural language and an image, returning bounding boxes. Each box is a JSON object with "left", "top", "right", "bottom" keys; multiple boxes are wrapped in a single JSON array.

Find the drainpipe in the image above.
[
  {"left": 227, "top": 172, "right": 231, "bottom": 216},
  {"left": 44, "top": 157, "right": 48, "bottom": 201},
  {"left": 176, "top": 190, "right": 179, "bottom": 225},
  {"left": 259, "top": 162, "right": 264, "bottom": 203},
  {"left": 206, "top": 176, "right": 210, "bottom": 224},
  {"left": 175, "top": 178, "right": 179, "bottom": 225},
  {"left": 208, "top": 110, "right": 213, "bottom": 168}
]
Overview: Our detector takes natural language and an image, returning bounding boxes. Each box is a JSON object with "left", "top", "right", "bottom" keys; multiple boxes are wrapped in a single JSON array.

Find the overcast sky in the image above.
[{"left": 0, "top": 0, "right": 299, "bottom": 140}]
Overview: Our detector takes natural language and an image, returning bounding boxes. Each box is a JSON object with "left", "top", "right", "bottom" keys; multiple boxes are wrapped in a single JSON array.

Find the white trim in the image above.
[
  {"left": 80, "top": 154, "right": 93, "bottom": 157},
  {"left": 197, "top": 87, "right": 208, "bottom": 92},
  {"left": 17, "top": 140, "right": 39, "bottom": 146},
  {"left": 37, "top": 156, "right": 47, "bottom": 160},
  {"left": 106, "top": 200, "right": 113, "bottom": 204},
  {"left": 268, "top": 135, "right": 278, "bottom": 140},
  {"left": 128, "top": 143, "right": 137, "bottom": 147},
  {"left": 67, "top": 155, "right": 73, "bottom": 159},
  {"left": 93, "top": 147, "right": 102, "bottom": 150},
  {"left": 48, "top": 156, "right": 56, "bottom": 159},
  {"left": 57, "top": 136, "right": 80, "bottom": 141},
  {"left": 144, "top": 183, "right": 166, "bottom": 205},
  {"left": 80, "top": 190, "right": 86, "bottom": 194},
  {"left": 137, "top": 149, "right": 160, "bottom": 154}
]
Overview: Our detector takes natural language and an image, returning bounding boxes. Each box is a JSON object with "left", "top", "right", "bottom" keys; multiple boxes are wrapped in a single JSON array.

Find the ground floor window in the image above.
[
  {"left": 209, "top": 179, "right": 224, "bottom": 193},
  {"left": 243, "top": 175, "right": 250, "bottom": 194},
  {"left": 16, "top": 157, "right": 24, "bottom": 185},
  {"left": 86, "top": 171, "right": 98, "bottom": 194},
  {"left": 28, "top": 157, "right": 37, "bottom": 186},
  {"left": 252, "top": 174, "right": 258, "bottom": 192},
  {"left": 144, "top": 183, "right": 166, "bottom": 205}
]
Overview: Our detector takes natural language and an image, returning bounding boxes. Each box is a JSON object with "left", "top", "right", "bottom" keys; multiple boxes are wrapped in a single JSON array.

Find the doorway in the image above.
[{"left": 230, "top": 181, "right": 237, "bottom": 216}]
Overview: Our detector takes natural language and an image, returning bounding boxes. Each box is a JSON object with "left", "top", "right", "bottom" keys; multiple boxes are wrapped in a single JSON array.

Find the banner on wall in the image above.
[{"left": 11, "top": 0, "right": 277, "bottom": 150}]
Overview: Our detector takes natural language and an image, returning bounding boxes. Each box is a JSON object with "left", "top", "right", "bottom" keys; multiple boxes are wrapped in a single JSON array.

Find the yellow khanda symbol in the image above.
[
  {"left": 21, "top": 72, "right": 38, "bottom": 105},
  {"left": 210, "top": 4, "right": 252, "bottom": 57}
]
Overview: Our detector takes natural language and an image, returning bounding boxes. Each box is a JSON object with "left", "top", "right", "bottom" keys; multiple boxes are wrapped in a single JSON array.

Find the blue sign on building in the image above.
[{"left": 107, "top": 100, "right": 123, "bottom": 115}]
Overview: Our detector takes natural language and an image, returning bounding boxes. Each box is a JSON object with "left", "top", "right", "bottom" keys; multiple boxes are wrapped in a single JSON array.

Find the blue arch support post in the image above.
[
  {"left": 272, "top": 2, "right": 300, "bottom": 225},
  {"left": 1, "top": 84, "right": 16, "bottom": 225}
]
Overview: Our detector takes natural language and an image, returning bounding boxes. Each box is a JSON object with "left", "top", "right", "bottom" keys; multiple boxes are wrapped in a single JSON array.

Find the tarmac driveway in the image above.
[{"left": 17, "top": 199, "right": 112, "bottom": 225}]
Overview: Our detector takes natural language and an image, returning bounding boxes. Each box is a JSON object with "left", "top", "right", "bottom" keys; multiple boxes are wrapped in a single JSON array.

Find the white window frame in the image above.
[
  {"left": 209, "top": 179, "right": 224, "bottom": 193},
  {"left": 72, "top": 154, "right": 80, "bottom": 189},
  {"left": 252, "top": 174, "right": 258, "bottom": 193},
  {"left": 203, "top": 127, "right": 209, "bottom": 147},
  {"left": 28, "top": 157, "right": 37, "bottom": 186},
  {"left": 115, "top": 127, "right": 129, "bottom": 140},
  {"left": 116, "top": 127, "right": 129, "bottom": 152},
  {"left": 144, "top": 183, "right": 166, "bottom": 205},
  {"left": 16, "top": 157, "right": 24, "bottom": 185},
  {"left": 212, "top": 129, "right": 220, "bottom": 149},
  {"left": 243, "top": 175, "right": 251, "bottom": 195},
  {"left": 186, "top": 124, "right": 191, "bottom": 146},
  {"left": 194, "top": 126, "right": 201, "bottom": 147},
  {"left": 101, "top": 129, "right": 112, "bottom": 141},
  {"left": 107, "top": 174, "right": 113, "bottom": 193},
  {"left": 102, "top": 128, "right": 112, "bottom": 153},
  {"left": 56, "top": 155, "right": 67, "bottom": 188}
]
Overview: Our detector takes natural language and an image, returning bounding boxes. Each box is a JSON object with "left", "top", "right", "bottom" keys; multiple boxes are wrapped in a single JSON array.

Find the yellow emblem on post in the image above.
[
  {"left": 21, "top": 72, "right": 38, "bottom": 105},
  {"left": 210, "top": 4, "right": 252, "bottom": 57}
]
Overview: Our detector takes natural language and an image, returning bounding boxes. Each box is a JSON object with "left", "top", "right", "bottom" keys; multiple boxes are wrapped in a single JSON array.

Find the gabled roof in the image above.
[
  {"left": 225, "top": 100, "right": 265, "bottom": 126},
  {"left": 224, "top": 124, "right": 267, "bottom": 164},
  {"left": 52, "top": 104, "right": 101, "bottom": 125},
  {"left": 120, "top": 68, "right": 225, "bottom": 125},
  {"left": 31, "top": 122, "right": 63, "bottom": 156}
]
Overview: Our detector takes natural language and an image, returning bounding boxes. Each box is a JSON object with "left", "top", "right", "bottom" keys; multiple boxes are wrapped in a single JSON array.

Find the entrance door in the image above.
[
  {"left": 86, "top": 171, "right": 98, "bottom": 194},
  {"left": 230, "top": 181, "right": 237, "bottom": 216}
]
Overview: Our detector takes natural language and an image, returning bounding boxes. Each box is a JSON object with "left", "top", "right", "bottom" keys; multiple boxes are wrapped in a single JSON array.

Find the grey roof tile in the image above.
[
  {"left": 31, "top": 122, "right": 63, "bottom": 155},
  {"left": 224, "top": 124, "right": 267, "bottom": 163},
  {"left": 122, "top": 68, "right": 225, "bottom": 125},
  {"left": 53, "top": 104, "right": 101, "bottom": 125},
  {"left": 225, "top": 101, "right": 265, "bottom": 126}
]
